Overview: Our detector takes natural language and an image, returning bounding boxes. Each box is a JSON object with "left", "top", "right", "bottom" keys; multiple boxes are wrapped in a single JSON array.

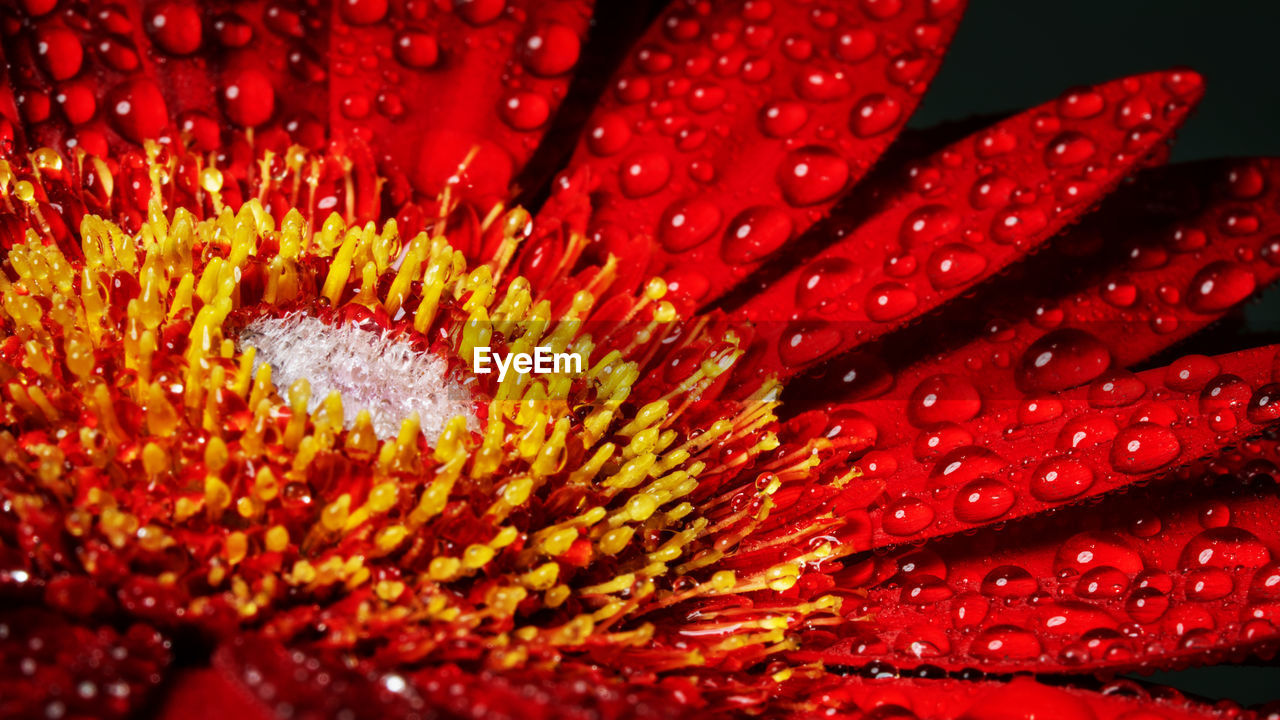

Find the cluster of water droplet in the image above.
[
  {"left": 739, "top": 71, "right": 1202, "bottom": 373},
  {"left": 556, "top": 0, "right": 963, "bottom": 306}
]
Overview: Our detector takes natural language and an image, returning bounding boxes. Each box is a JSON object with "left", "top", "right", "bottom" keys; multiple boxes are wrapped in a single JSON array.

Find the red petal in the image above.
[
  {"left": 158, "top": 669, "right": 275, "bottom": 720},
  {"left": 791, "top": 157, "right": 1280, "bottom": 448},
  {"left": 0, "top": 38, "right": 25, "bottom": 151},
  {"left": 536, "top": 0, "right": 965, "bottom": 303},
  {"left": 812, "top": 446, "right": 1280, "bottom": 673},
  {"left": 2, "top": 0, "right": 337, "bottom": 156},
  {"left": 0, "top": 608, "right": 171, "bottom": 719},
  {"left": 779, "top": 675, "right": 1243, "bottom": 719},
  {"left": 156, "top": 635, "right": 697, "bottom": 720},
  {"left": 146, "top": 0, "right": 332, "bottom": 149},
  {"left": 845, "top": 345, "right": 1280, "bottom": 550},
  {"left": 327, "top": 0, "right": 595, "bottom": 211},
  {"left": 735, "top": 70, "right": 1204, "bottom": 378},
  {"left": 5, "top": 1, "right": 168, "bottom": 155}
]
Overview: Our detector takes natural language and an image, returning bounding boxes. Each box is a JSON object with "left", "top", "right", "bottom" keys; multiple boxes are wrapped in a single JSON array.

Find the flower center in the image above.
[{"left": 239, "top": 311, "right": 474, "bottom": 440}]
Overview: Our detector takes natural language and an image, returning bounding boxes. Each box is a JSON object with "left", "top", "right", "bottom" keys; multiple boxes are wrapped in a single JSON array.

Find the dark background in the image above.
[{"left": 906, "top": 0, "right": 1280, "bottom": 705}]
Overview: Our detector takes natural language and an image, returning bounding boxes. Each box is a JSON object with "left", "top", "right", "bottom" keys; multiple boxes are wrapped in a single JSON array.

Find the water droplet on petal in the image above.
[
  {"left": 907, "top": 374, "right": 981, "bottom": 426},
  {"left": 1110, "top": 423, "right": 1180, "bottom": 474},
  {"left": 1030, "top": 457, "right": 1094, "bottom": 502},
  {"left": 1045, "top": 132, "right": 1096, "bottom": 167},
  {"left": 851, "top": 93, "right": 901, "bottom": 137},
  {"left": 899, "top": 204, "right": 960, "bottom": 247},
  {"left": 1186, "top": 567, "right": 1234, "bottom": 601},
  {"left": 882, "top": 497, "right": 935, "bottom": 536},
  {"left": 926, "top": 243, "right": 987, "bottom": 289},
  {"left": 658, "top": 199, "right": 722, "bottom": 252},
  {"left": 340, "top": 0, "right": 387, "bottom": 24},
  {"left": 1016, "top": 328, "right": 1111, "bottom": 393},
  {"left": 1248, "top": 383, "right": 1280, "bottom": 424},
  {"left": 795, "top": 257, "right": 861, "bottom": 309},
  {"left": 1057, "top": 89, "right": 1105, "bottom": 119},
  {"left": 521, "top": 23, "right": 581, "bottom": 77},
  {"left": 1077, "top": 567, "right": 1130, "bottom": 599},
  {"left": 618, "top": 151, "right": 671, "bottom": 198},
  {"left": 777, "top": 146, "right": 849, "bottom": 206},
  {"left": 107, "top": 79, "right": 169, "bottom": 143},
  {"left": 146, "top": 1, "right": 204, "bottom": 55},
  {"left": 833, "top": 27, "right": 877, "bottom": 62},
  {"left": 969, "top": 172, "right": 1017, "bottom": 210},
  {"left": 454, "top": 0, "right": 506, "bottom": 26},
  {"left": 394, "top": 30, "right": 440, "bottom": 69},
  {"left": 1088, "top": 371, "right": 1147, "bottom": 408},
  {"left": 974, "top": 127, "right": 1017, "bottom": 158},
  {"left": 1056, "top": 415, "right": 1119, "bottom": 450},
  {"left": 221, "top": 68, "right": 275, "bottom": 127},
  {"left": 721, "top": 206, "right": 792, "bottom": 264},
  {"left": 1186, "top": 261, "right": 1257, "bottom": 313},
  {"left": 777, "top": 320, "right": 842, "bottom": 368},
  {"left": 1165, "top": 354, "right": 1220, "bottom": 392},
  {"left": 865, "top": 281, "right": 917, "bottom": 321},
  {"left": 1179, "top": 527, "right": 1271, "bottom": 571},
  {"left": 758, "top": 100, "right": 808, "bottom": 138},
  {"left": 35, "top": 27, "right": 83, "bottom": 80},
  {"left": 970, "top": 626, "right": 1041, "bottom": 661},
  {"left": 953, "top": 477, "right": 1015, "bottom": 523},
  {"left": 499, "top": 90, "right": 550, "bottom": 130}
]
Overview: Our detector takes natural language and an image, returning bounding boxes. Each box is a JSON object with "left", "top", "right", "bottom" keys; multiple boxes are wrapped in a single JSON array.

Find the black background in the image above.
[{"left": 904, "top": 0, "right": 1280, "bottom": 705}]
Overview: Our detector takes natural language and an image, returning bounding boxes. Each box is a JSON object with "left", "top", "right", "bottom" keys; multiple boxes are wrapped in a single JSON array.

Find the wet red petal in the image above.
[
  {"left": 783, "top": 675, "right": 1243, "bottom": 719},
  {"left": 792, "top": 157, "right": 1280, "bottom": 449},
  {"left": 157, "top": 634, "right": 697, "bottom": 720},
  {"left": 0, "top": 39, "right": 25, "bottom": 151},
  {"left": 0, "top": 608, "right": 171, "bottom": 719},
  {"left": 327, "top": 0, "right": 595, "bottom": 212},
  {"left": 735, "top": 70, "right": 1203, "bottom": 378},
  {"left": 813, "top": 446, "right": 1280, "bottom": 673},
  {"left": 839, "top": 345, "right": 1280, "bottom": 550},
  {"left": 144, "top": 0, "right": 332, "bottom": 149},
  {"left": 6, "top": 0, "right": 164, "bottom": 155},
  {"left": 536, "top": 0, "right": 964, "bottom": 302}
]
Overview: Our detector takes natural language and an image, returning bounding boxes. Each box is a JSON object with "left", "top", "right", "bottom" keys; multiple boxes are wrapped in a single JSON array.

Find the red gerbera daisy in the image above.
[{"left": 1, "top": 1, "right": 1279, "bottom": 718}]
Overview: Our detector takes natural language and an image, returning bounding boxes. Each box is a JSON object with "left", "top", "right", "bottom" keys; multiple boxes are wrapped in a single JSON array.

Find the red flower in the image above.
[{"left": 1, "top": 1, "right": 1278, "bottom": 718}]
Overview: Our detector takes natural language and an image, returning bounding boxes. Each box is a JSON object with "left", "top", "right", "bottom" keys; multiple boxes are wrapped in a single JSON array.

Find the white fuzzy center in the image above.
[{"left": 239, "top": 312, "right": 474, "bottom": 440}]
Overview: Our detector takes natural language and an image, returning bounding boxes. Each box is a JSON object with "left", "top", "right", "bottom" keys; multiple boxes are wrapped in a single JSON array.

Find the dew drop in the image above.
[
  {"left": 898, "top": 204, "right": 960, "bottom": 247},
  {"left": 882, "top": 497, "right": 935, "bottom": 536},
  {"left": 777, "top": 320, "right": 842, "bottom": 368},
  {"left": 1030, "top": 457, "right": 1094, "bottom": 502},
  {"left": 521, "top": 23, "right": 581, "bottom": 77},
  {"left": 146, "top": 1, "right": 203, "bottom": 55},
  {"left": 721, "top": 206, "right": 792, "bottom": 264},
  {"left": 107, "top": 79, "right": 169, "bottom": 144},
  {"left": 499, "top": 91, "right": 550, "bottom": 130},
  {"left": 907, "top": 374, "right": 981, "bottom": 427},
  {"left": 1186, "top": 261, "right": 1257, "bottom": 313},
  {"left": 851, "top": 93, "right": 901, "bottom": 137},
  {"left": 1045, "top": 131, "right": 1096, "bottom": 167},
  {"left": 657, "top": 199, "right": 721, "bottom": 252},
  {"left": 777, "top": 146, "right": 849, "bottom": 206},
  {"left": 864, "top": 281, "right": 918, "bottom": 322},
  {"left": 339, "top": 0, "right": 388, "bottom": 25},
  {"left": 618, "top": 151, "right": 671, "bottom": 198},
  {"left": 220, "top": 68, "right": 275, "bottom": 127},
  {"left": 394, "top": 30, "right": 439, "bottom": 69},
  {"left": 953, "top": 477, "right": 1015, "bottom": 523},
  {"left": 925, "top": 243, "right": 987, "bottom": 289},
  {"left": 1016, "top": 328, "right": 1111, "bottom": 393},
  {"left": 795, "top": 257, "right": 861, "bottom": 309},
  {"left": 1110, "top": 422, "right": 1181, "bottom": 474}
]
